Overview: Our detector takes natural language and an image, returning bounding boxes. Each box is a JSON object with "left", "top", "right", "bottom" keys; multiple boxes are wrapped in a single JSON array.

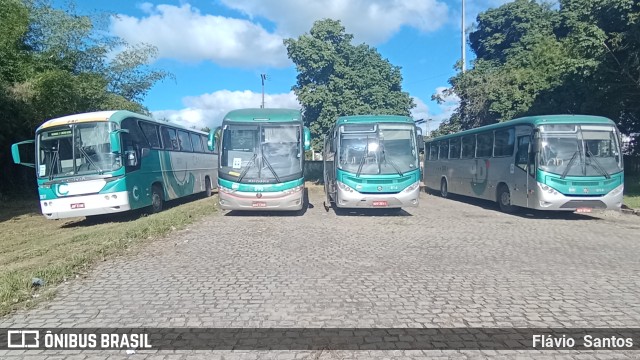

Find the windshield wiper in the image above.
[
  {"left": 237, "top": 153, "right": 258, "bottom": 182},
  {"left": 260, "top": 154, "right": 281, "bottom": 183},
  {"left": 561, "top": 151, "right": 579, "bottom": 179},
  {"left": 586, "top": 150, "right": 611, "bottom": 179},
  {"left": 76, "top": 145, "right": 103, "bottom": 174},
  {"left": 380, "top": 142, "right": 403, "bottom": 176},
  {"left": 48, "top": 147, "right": 60, "bottom": 181},
  {"left": 356, "top": 136, "right": 370, "bottom": 178}
]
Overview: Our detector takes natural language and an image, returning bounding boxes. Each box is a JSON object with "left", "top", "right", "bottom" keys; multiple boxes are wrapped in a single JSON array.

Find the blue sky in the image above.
[{"left": 65, "top": 0, "right": 511, "bottom": 132}]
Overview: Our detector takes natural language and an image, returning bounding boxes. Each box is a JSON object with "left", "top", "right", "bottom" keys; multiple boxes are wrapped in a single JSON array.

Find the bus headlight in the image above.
[
  {"left": 337, "top": 181, "right": 354, "bottom": 193},
  {"left": 283, "top": 185, "right": 304, "bottom": 195},
  {"left": 537, "top": 182, "right": 559, "bottom": 195},
  {"left": 403, "top": 181, "right": 420, "bottom": 193},
  {"left": 219, "top": 186, "right": 234, "bottom": 194},
  {"left": 609, "top": 184, "right": 624, "bottom": 197}
]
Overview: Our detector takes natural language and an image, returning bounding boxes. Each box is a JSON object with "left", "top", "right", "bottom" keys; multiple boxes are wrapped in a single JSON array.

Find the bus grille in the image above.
[
  {"left": 560, "top": 200, "right": 607, "bottom": 209},
  {"left": 549, "top": 178, "right": 567, "bottom": 186},
  {"left": 345, "top": 176, "right": 412, "bottom": 184},
  {"left": 572, "top": 181, "right": 599, "bottom": 186}
]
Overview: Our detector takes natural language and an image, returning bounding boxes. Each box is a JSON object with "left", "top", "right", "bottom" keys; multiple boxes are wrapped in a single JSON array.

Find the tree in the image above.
[
  {"left": 0, "top": 0, "right": 170, "bottom": 196},
  {"left": 284, "top": 19, "right": 415, "bottom": 149},
  {"left": 437, "top": 0, "right": 640, "bottom": 151}
]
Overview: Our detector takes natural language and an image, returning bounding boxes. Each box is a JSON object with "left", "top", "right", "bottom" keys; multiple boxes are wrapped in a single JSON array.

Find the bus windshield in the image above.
[
  {"left": 220, "top": 123, "right": 302, "bottom": 183},
  {"left": 538, "top": 124, "right": 623, "bottom": 177},
  {"left": 338, "top": 124, "right": 418, "bottom": 176},
  {"left": 37, "top": 122, "right": 120, "bottom": 179}
]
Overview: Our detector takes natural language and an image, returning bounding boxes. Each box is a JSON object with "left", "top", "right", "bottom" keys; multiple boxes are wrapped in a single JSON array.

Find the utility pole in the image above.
[
  {"left": 260, "top": 74, "right": 266, "bottom": 108},
  {"left": 461, "top": 0, "right": 466, "bottom": 73}
]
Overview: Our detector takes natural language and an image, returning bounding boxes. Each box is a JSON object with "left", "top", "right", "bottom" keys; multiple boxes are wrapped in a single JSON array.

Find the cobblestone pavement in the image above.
[{"left": 2, "top": 186, "right": 640, "bottom": 359}]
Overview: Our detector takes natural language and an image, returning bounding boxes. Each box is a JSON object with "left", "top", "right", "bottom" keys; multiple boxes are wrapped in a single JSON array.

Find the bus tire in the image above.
[
  {"left": 497, "top": 184, "right": 516, "bottom": 213},
  {"left": 151, "top": 184, "right": 164, "bottom": 214},
  {"left": 204, "top": 177, "right": 212, "bottom": 197},
  {"left": 440, "top": 178, "right": 449, "bottom": 198}
]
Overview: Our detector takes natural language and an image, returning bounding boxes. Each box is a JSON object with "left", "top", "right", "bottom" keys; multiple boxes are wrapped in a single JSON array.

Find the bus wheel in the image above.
[
  {"left": 204, "top": 177, "right": 212, "bottom": 197},
  {"left": 440, "top": 178, "right": 449, "bottom": 198},
  {"left": 497, "top": 184, "right": 516, "bottom": 213},
  {"left": 151, "top": 184, "right": 164, "bottom": 213}
]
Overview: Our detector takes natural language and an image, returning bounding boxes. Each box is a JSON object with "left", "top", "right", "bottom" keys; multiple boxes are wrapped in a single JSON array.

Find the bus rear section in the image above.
[
  {"left": 323, "top": 116, "right": 423, "bottom": 210},
  {"left": 212, "top": 108, "right": 311, "bottom": 211}
]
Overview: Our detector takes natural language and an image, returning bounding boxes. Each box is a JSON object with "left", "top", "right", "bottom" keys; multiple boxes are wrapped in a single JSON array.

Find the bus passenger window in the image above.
[{"left": 161, "top": 128, "right": 180, "bottom": 151}]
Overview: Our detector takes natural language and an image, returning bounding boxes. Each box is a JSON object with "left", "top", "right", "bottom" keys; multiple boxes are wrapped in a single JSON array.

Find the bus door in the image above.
[{"left": 512, "top": 128, "right": 534, "bottom": 207}]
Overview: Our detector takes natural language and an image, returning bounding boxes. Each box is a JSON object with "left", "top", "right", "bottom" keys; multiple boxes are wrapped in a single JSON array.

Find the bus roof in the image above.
[
  {"left": 335, "top": 115, "right": 414, "bottom": 126},
  {"left": 426, "top": 114, "right": 616, "bottom": 142},
  {"left": 36, "top": 110, "right": 206, "bottom": 134},
  {"left": 222, "top": 108, "right": 302, "bottom": 123}
]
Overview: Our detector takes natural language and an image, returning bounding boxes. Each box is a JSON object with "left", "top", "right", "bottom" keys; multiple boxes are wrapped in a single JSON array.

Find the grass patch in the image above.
[
  {"left": 624, "top": 175, "right": 640, "bottom": 209},
  {"left": 0, "top": 195, "right": 216, "bottom": 316}
]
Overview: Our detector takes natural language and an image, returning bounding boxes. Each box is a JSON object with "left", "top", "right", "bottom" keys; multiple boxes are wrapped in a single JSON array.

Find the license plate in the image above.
[
  {"left": 70, "top": 203, "right": 85, "bottom": 209},
  {"left": 576, "top": 207, "right": 592, "bottom": 213},
  {"left": 252, "top": 201, "right": 266, "bottom": 208},
  {"left": 372, "top": 201, "right": 388, "bottom": 207}
]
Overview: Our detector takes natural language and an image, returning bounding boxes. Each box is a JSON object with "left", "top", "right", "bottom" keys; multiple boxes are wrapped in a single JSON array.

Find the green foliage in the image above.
[
  {"left": 0, "top": 0, "right": 170, "bottom": 195},
  {"left": 438, "top": 0, "right": 640, "bottom": 152},
  {"left": 284, "top": 19, "right": 415, "bottom": 149}
]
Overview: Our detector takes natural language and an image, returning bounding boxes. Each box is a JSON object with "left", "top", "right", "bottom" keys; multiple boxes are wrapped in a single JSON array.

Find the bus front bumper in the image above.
[
  {"left": 218, "top": 187, "right": 304, "bottom": 211},
  {"left": 533, "top": 183, "right": 624, "bottom": 211},
  {"left": 336, "top": 185, "right": 420, "bottom": 208},
  {"left": 40, "top": 191, "right": 131, "bottom": 219}
]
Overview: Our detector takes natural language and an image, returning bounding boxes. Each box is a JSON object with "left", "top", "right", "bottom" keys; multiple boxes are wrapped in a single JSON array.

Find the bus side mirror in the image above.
[
  {"left": 304, "top": 127, "right": 311, "bottom": 151},
  {"left": 125, "top": 150, "right": 138, "bottom": 167},
  {"left": 110, "top": 129, "right": 129, "bottom": 154},
  {"left": 208, "top": 127, "right": 221, "bottom": 152},
  {"left": 416, "top": 128, "right": 425, "bottom": 152},
  {"left": 11, "top": 140, "right": 35, "bottom": 168},
  {"left": 110, "top": 132, "right": 121, "bottom": 153}
]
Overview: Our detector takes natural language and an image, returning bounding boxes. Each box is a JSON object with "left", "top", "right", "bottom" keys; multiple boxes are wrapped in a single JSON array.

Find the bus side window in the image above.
[{"left": 161, "top": 127, "right": 179, "bottom": 151}]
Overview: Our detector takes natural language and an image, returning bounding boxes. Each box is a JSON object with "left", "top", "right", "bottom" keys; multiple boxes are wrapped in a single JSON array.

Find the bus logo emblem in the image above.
[
  {"left": 256, "top": 193, "right": 262, "bottom": 198},
  {"left": 583, "top": 188, "right": 589, "bottom": 194},
  {"left": 377, "top": 186, "right": 383, "bottom": 191}
]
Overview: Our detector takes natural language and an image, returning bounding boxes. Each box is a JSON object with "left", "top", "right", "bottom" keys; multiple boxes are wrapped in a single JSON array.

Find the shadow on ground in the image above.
[
  {"left": 60, "top": 192, "right": 216, "bottom": 228},
  {"left": 424, "top": 189, "right": 602, "bottom": 221}
]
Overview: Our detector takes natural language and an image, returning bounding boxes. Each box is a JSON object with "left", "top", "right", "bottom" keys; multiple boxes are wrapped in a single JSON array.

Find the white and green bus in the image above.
[
  {"left": 322, "top": 115, "right": 423, "bottom": 211},
  {"left": 12, "top": 110, "right": 218, "bottom": 219},
  {"left": 424, "top": 115, "right": 624, "bottom": 213},
  {"left": 209, "top": 108, "right": 311, "bottom": 211}
]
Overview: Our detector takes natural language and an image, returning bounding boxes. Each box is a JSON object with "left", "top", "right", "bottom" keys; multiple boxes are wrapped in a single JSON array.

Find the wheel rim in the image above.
[
  {"left": 501, "top": 190, "right": 510, "bottom": 206},
  {"left": 152, "top": 192, "right": 161, "bottom": 209}
]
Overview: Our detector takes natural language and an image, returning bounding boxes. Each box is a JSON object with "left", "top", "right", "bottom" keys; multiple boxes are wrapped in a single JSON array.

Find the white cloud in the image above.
[
  {"left": 110, "top": 3, "right": 289, "bottom": 67},
  {"left": 152, "top": 90, "right": 300, "bottom": 129},
  {"left": 220, "top": 0, "right": 449, "bottom": 44},
  {"left": 411, "top": 89, "right": 460, "bottom": 134}
]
